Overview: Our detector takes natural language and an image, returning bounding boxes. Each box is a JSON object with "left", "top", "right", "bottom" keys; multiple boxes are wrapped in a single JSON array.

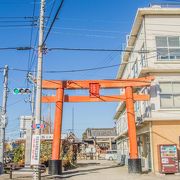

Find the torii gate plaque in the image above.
[{"left": 41, "top": 76, "right": 154, "bottom": 175}]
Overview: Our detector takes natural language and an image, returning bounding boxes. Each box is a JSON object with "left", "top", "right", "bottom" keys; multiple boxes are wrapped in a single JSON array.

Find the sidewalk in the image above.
[{"left": 0, "top": 160, "right": 180, "bottom": 180}]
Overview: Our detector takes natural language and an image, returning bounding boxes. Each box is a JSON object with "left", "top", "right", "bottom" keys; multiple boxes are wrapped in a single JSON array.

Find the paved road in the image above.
[{"left": 0, "top": 160, "right": 180, "bottom": 180}]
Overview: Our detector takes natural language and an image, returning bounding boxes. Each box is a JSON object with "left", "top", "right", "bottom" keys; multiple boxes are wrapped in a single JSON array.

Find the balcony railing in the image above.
[{"left": 149, "top": 3, "right": 180, "bottom": 8}]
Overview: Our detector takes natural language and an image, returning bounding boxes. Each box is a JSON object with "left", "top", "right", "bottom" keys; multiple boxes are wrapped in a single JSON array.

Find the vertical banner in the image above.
[{"left": 31, "top": 135, "right": 41, "bottom": 165}]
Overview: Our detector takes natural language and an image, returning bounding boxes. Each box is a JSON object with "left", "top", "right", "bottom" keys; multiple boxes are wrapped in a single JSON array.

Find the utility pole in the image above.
[
  {"left": 33, "top": 0, "right": 45, "bottom": 179},
  {"left": 36, "top": 0, "right": 45, "bottom": 134},
  {"left": 0, "top": 65, "right": 8, "bottom": 174}
]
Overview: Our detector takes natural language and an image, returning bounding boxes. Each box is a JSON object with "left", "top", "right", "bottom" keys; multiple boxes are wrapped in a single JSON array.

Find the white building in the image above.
[{"left": 114, "top": 4, "right": 180, "bottom": 173}]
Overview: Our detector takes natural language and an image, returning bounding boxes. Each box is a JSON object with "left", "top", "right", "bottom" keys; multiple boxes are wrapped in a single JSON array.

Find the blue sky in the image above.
[{"left": 0, "top": 0, "right": 165, "bottom": 139}]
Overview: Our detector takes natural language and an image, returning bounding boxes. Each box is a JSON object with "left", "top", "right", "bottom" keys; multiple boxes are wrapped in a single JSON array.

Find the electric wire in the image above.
[
  {"left": 27, "top": 0, "right": 37, "bottom": 73},
  {"left": 0, "top": 16, "right": 38, "bottom": 19},
  {"left": 6, "top": 54, "right": 158, "bottom": 74},
  {"left": 0, "top": 20, "right": 36, "bottom": 23},
  {"left": 0, "top": 24, "right": 36, "bottom": 27},
  {"left": 45, "top": 0, "right": 56, "bottom": 28},
  {"left": 0, "top": 46, "right": 155, "bottom": 53},
  {"left": 28, "top": 0, "right": 56, "bottom": 71},
  {"left": 7, "top": 99, "right": 24, "bottom": 107},
  {"left": 42, "top": 0, "right": 64, "bottom": 45},
  {"left": 26, "top": 0, "right": 38, "bottom": 92},
  {"left": 47, "top": 47, "right": 153, "bottom": 53},
  {"left": 0, "top": 47, "right": 33, "bottom": 50}
]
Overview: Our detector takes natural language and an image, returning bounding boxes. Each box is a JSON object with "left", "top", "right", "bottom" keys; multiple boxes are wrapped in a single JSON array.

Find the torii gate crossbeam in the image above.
[{"left": 41, "top": 76, "right": 154, "bottom": 175}]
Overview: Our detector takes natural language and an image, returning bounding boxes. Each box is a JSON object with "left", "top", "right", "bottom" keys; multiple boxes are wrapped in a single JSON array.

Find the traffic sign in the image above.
[{"left": 31, "top": 124, "right": 46, "bottom": 129}]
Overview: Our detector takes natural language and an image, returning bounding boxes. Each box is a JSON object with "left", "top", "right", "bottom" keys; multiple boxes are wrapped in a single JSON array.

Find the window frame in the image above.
[
  {"left": 156, "top": 36, "right": 180, "bottom": 61},
  {"left": 159, "top": 82, "right": 180, "bottom": 109}
]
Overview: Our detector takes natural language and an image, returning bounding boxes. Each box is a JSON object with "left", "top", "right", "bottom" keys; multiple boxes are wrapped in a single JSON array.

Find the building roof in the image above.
[
  {"left": 116, "top": 6, "right": 180, "bottom": 79},
  {"left": 87, "top": 128, "right": 116, "bottom": 137}
]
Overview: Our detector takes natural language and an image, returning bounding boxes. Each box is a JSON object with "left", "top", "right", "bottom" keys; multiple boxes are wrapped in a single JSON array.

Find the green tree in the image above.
[
  {"left": 40, "top": 141, "right": 52, "bottom": 163},
  {"left": 13, "top": 143, "right": 25, "bottom": 165}
]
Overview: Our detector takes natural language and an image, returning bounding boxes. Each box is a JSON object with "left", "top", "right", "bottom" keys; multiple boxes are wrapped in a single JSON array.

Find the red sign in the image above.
[
  {"left": 89, "top": 83, "right": 100, "bottom": 97},
  {"left": 31, "top": 124, "right": 46, "bottom": 129}
]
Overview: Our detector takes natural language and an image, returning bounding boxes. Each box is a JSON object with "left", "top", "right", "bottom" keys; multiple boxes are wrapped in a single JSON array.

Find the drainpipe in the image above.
[{"left": 149, "top": 121, "right": 155, "bottom": 173}]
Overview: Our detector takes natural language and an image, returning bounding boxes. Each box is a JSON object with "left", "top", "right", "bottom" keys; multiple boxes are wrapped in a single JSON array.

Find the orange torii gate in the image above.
[{"left": 41, "top": 76, "right": 154, "bottom": 175}]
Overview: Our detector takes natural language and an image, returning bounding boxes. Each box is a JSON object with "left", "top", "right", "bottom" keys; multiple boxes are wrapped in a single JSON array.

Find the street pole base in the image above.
[
  {"left": 128, "top": 158, "right": 142, "bottom": 174},
  {"left": 48, "top": 160, "right": 62, "bottom": 175}
]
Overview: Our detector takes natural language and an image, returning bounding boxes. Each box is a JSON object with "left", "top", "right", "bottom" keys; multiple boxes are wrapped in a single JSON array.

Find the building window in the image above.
[
  {"left": 160, "top": 82, "right": 180, "bottom": 108},
  {"left": 156, "top": 36, "right": 180, "bottom": 60}
]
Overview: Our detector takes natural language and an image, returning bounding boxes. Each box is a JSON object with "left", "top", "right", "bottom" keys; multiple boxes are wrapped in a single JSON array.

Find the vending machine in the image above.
[{"left": 158, "top": 144, "right": 179, "bottom": 174}]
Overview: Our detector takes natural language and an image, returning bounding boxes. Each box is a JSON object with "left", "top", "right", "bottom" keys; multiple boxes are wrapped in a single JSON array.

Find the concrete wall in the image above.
[
  {"left": 147, "top": 73, "right": 180, "bottom": 120},
  {"left": 151, "top": 120, "right": 180, "bottom": 172},
  {"left": 146, "top": 15, "right": 180, "bottom": 69}
]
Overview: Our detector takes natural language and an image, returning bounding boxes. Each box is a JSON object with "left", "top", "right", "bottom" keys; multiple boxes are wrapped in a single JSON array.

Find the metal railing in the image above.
[{"left": 149, "top": 3, "right": 180, "bottom": 8}]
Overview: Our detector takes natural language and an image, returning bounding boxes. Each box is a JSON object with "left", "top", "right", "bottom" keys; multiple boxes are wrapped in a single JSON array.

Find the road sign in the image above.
[
  {"left": 31, "top": 135, "right": 41, "bottom": 165},
  {"left": 31, "top": 124, "right": 46, "bottom": 129}
]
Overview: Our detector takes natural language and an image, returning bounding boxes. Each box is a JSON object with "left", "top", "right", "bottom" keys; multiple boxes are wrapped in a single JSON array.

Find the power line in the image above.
[
  {"left": 47, "top": 47, "right": 153, "bottom": 53},
  {"left": 0, "top": 46, "right": 155, "bottom": 53},
  {"left": 43, "top": 0, "right": 64, "bottom": 45},
  {"left": 0, "top": 20, "right": 36, "bottom": 23},
  {"left": 7, "top": 99, "right": 24, "bottom": 107},
  {"left": 27, "top": 0, "right": 37, "bottom": 73},
  {"left": 0, "top": 47, "right": 33, "bottom": 51},
  {"left": 0, "top": 16, "right": 38, "bottom": 19},
  {"left": 47, "top": 30, "right": 120, "bottom": 39},
  {"left": 45, "top": 0, "right": 56, "bottom": 28},
  {"left": 28, "top": 0, "right": 56, "bottom": 72},
  {"left": 52, "top": 26, "right": 123, "bottom": 33},
  {"left": 0, "top": 24, "right": 36, "bottom": 27},
  {"left": 28, "top": 0, "right": 55, "bottom": 71},
  {"left": 6, "top": 54, "right": 158, "bottom": 74}
]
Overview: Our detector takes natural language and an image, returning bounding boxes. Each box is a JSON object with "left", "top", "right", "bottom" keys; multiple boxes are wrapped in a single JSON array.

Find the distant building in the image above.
[
  {"left": 82, "top": 128, "right": 117, "bottom": 152},
  {"left": 114, "top": 4, "right": 180, "bottom": 173}
]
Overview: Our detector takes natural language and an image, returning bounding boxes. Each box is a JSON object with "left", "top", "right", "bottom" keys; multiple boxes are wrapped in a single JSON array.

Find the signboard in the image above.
[
  {"left": 89, "top": 83, "right": 100, "bottom": 98},
  {"left": 41, "top": 134, "right": 53, "bottom": 140},
  {"left": 20, "top": 116, "right": 33, "bottom": 130},
  {"left": 31, "top": 135, "right": 41, "bottom": 165}
]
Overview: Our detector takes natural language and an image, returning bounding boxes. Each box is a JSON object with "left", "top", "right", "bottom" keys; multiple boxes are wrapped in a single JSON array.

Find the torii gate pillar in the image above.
[
  {"left": 48, "top": 84, "right": 64, "bottom": 175},
  {"left": 125, "top": 86, "right": 141, "bottom": 173}
]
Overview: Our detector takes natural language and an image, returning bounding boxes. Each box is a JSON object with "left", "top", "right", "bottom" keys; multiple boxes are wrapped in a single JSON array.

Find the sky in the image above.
[{"left": 0, "top": 0, "right": 169, "bottom": 139}]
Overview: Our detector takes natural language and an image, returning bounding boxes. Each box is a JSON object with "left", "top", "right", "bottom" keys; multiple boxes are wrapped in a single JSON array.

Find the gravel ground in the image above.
[{"left": 0, "top": 160, "right": 180, "bottom": 180}]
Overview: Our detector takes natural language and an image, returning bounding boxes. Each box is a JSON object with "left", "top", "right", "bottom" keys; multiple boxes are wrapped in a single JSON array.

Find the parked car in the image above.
[{"left": 105, "top": 150, "right": 118, "bottom": 160}]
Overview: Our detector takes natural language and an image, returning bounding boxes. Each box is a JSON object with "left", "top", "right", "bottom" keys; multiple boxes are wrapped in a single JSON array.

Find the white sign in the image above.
[
  {"left": 41, "top": 134, "right": 53, "bottom": 140},
  {"left": 31, "top": 135, "right": 41, "bottom": 165},
  {"left": 162, "top": 158, "right": 169, "bottom": 164}
]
